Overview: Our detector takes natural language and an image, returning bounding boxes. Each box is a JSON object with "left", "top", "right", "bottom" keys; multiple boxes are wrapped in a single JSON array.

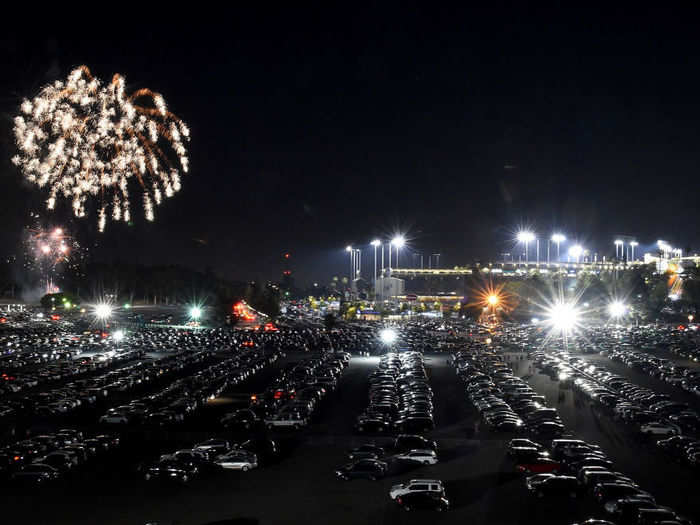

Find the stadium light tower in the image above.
[
  {"left": 630, "top": 241, "right": 638, "bottom": 261},
  {"left": 569, "top": 245, "right": 583, "bottom": 263},
  {"left": 550, "top": 233, "right": 566, "bottom": 263},
  {"left": 614, "top": 239, "right": 623, "bottom": 260},
  {"left": 391, "top": 235, "right": 406, "bottom": 269},
  {"left": 370, "top": 240, "right": 381, "bottom": 285},
  {"left": 517, "top": 231, "right": 535, "bottom": 265}
]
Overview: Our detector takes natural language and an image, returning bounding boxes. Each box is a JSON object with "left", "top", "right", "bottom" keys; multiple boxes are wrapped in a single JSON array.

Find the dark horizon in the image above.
[{"left": 2, "top": 6, "right": 700, "bottom": 286}]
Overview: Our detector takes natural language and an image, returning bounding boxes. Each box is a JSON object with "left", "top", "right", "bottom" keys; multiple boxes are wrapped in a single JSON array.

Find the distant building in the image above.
[
  {"left": 357, "top": 310, "right": 381, "bottom": 321},
  {"left": 375, "top": 276, "right": 405, "bottom": 300}
]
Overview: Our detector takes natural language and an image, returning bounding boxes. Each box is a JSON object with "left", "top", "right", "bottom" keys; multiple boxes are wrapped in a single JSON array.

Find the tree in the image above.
[
  {"left": 40, "top": 292, "right": 80, "bottom": 310},
  {"left": 323, "top": 313, "right": 337, "bottom": 330}
]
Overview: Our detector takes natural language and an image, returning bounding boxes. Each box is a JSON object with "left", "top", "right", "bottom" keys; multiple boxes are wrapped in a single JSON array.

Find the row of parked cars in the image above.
[
  {"left": 605, "top": 346, "right": 700, "bottom": 396},
  {"left": 259, "top": 351, "right": 350, "bottom": 431},
  {"left": 356, "top": 351, "right": 435, "bottom": 435},
  {"left": 508, "top": 436, "right": 693, "bottom": 524},
  {"left": 454, "top": 349, "right": 565, "bottom": 437},
  {"left": 1, "top": 428, "right": 120, "bottom": 485},
  {"left": 140, "top": 437, "right": 275, "bottom": 483},
  {"left": 532, "top": 348, "right": 700, "bottom": 439},
  {"left": 335, "top": 434, "right": 439, "bottom": 481},
  {"left": 100, "top": 348, "right": 280, "bottom": 426}
]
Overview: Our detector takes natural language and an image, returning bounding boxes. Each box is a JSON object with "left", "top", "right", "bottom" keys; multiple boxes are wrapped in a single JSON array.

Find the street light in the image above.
[
  {"left": 550, "top": 234, "right": 566, "bottom": 263},
  {"left": 630, "top": 241, "right": 638, "bottom": 261},
  {"left": 568, "top": 245, "right": 583, "bottom": 263},
  {"left": 190, "top": 306, "right": 202, "bottom": 320},
  {"left": 113, "top": 329, "right": 125, "bottom": 342},
  {"left": 608, "top": 301, "right": 627, "bottom": 319},
  {"left": 379, "top": 328, "right": 398, "bottom": 345},
  {"left": 546, "top": 301, "right": 580, "bottom": 334},
  {"left": 517, "top": 231, "right": 535, "bottom": 265},
  {"left": 391, "top": 235, "right": 406, "bottom": 269},
  {"left": 95, "top": 303, "right": 113, "bottom": 320}
]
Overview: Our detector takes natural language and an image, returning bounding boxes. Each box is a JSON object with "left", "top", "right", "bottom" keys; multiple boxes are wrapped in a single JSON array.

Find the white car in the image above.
[
  {"left": 214, "top": 450, "right": 258, "bottom": 471},
  {"left": 639, "top": 422, "right": 680, "bottom": 436},
  {"left": 394, "top": 449, "right": 438, "bottom": 465},
  {"left": 389, "top": 479, "right": 444, "bottom": 500}
]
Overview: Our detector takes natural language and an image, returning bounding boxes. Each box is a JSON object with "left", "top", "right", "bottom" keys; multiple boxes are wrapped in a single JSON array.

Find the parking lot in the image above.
[{"left": 1, "top": 317, "right": 699, "bottom": 524}]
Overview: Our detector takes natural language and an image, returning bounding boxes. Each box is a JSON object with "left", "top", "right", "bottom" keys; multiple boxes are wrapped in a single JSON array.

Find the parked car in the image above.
[
  {"left": 394, "top": 449, "right": 438, "bottom": 465},
  {"left": 389, "top": 479, "right": 444, "bottom": 500},
  {"left": 214, "top": 450, "right": 258, "bottom": 471},
  {"left": 395, "top": 491, "right": 450, "bottom": 511},
  {"left": 143, "top": 460, "right": 198, "bottom": 483},
  {"left": 335, "top": 459, "right": 388, "bottom": 480}
]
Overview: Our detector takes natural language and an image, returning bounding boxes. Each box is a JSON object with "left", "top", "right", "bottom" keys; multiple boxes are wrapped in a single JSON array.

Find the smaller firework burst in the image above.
[{"left": 22, "top": 215, "right": 86, "bottom": 293}]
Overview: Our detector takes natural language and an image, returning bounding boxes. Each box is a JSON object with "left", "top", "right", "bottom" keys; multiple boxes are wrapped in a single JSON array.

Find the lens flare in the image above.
[
  {"left": 545, "top": 301, "right": 580, "bottom": 333},
  {"left": 379, "top": 328, "right": 398, "bottom": 344}
]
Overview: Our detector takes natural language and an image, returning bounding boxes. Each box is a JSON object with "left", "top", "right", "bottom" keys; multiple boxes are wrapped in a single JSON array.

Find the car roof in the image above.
[{"left": 408, "top": 479, "right": 442, "bottom": 484}]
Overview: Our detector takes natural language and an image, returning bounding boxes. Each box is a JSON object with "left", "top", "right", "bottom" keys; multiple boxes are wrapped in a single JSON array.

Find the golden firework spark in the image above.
[{"left": 12, "top": 66, "right": 190, "bottom": 231}]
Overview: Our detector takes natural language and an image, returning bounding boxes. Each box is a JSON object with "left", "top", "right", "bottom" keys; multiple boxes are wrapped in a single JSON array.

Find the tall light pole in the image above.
[
  {"left": 614, "top": 239, "right": 623, "bottom": 261},
  {"left": 551, "top": 234, "right": 565, "bottom": 263},
  {"left": 517, "top": 231, "right": 535, "bottom": 265},
  {"left": 371, "top": 240, "right": 380, "bottom": 285},
  {"left": 345, "top": 245, "right": 353, "bottom": 282},
  {"left": 391, "top": 235, "right": 406, "bottom": 269},
  {"left": 630, "top": 241, "right": 638, "bottom": 261}
]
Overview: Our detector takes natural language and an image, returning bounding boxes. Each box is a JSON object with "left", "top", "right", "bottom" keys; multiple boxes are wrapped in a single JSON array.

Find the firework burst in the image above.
[
  {"left": 12, "top": 66, "right": 190, "bottom": 231},
  {"left": 22, "top": 214, "right": 87, "bottom": 292}
]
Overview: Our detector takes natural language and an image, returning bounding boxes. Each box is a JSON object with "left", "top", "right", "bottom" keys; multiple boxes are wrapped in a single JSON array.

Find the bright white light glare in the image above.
[
  {"left": 190, "top": 306, "right": 202, "bottom": 319},
  {"left": 531, "top": 317, "right": 540, "bottom": 324},
  {"left": 517, "top": 231, "right": 535, "bottom": 243},
  {"left": 614, "top": 239, "right": 623, "bottom": 246},
  {"left": 379, "top": 328, "right": 398, "bottom": 345},
  {"left": 668, "top": 293, "right": 680, "bottom": 301},
  {"left": 551, "top": 233, "right": 566, "bottom": 243},
  {"left": 608, "top": 301, "right": 627, "bottom": 318},
  {"left": 568, "top": 245, "right": 583, "bottom": 258},
  {"left": 95, "top": 303, "right": 113, "bottom": 320},
  {"left": 345, "top": 245, "right": 352, "bottom": 252},
  {"left": 546, "top": 301, "right": 579, "bottom": 333},
  {"left": 370, "top": 239, "right": 381, "bottom": 247},
  {"left": 558, "top": 372, "right": 569, "bottom": 381},
  {"left": 113, "top": 330, "right": 125, "bottom": 342},
  {"left": 630, "top": 241, "right": 638, "bottom": 247},
  {"left": 391, "top": 235, "right": 406, "bottom": 248}
]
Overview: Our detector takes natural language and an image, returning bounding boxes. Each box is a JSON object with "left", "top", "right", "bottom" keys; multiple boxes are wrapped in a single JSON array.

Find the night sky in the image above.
[{"left": 1, "top": 7, "right": 699, "bottom": 285}]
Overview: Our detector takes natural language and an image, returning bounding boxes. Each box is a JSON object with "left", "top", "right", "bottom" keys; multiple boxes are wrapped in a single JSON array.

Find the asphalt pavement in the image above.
[{"left": 3, "top": 350, "right": 699, "bottom": 525}]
